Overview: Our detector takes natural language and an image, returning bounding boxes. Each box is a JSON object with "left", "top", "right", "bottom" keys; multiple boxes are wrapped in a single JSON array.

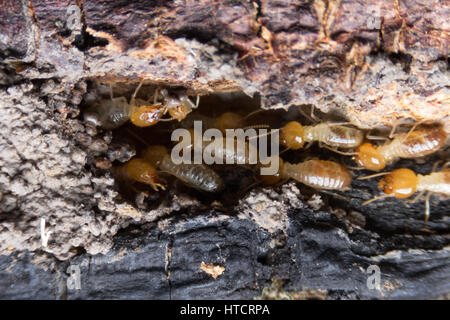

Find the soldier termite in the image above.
[
  {"left": 360, "top": 161, "right": 450, "bottom": 221},
  {"left": 142, "top": 145, "right": 224, "bottom": 193},
  {"left": 354, "top": 125, "right": 447, "bottom": 171},
  {"left": 113, "top": 158, "right": 166, "bottom": 191},
  {"left": 84, "top": 82, "right": 200, "bottom": 129},
  {"left": 257, "top": 158, "right": 352, "bottom": 191}
]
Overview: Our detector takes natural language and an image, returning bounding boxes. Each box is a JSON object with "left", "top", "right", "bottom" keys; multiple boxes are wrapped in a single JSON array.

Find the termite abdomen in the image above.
[
  {"left": 143, "top": 145, "right": 224, "bottom": 193},
  {"left": 283, "top": 159, "right": 352, "bottom": 190},
  {"left": 395, "top": 126, "right": 447, "bottom": 158}
]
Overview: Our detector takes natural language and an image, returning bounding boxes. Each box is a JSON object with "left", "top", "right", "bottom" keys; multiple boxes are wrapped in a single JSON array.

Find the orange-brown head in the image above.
[
  {"left": 125, "top": 158, "right": 160, "bottom": 187},
  {"left": 215, "top": 112, "right": 245, "bottom": 133},
  {"left": 142, "top": 145, "right": 169, "bottom": 167},
  {"left": 130, "top": 105, "right": 166, "bottom": 127},
  {"left": 354, "top": 142, "right": 386, "bottom": 171},
  {"left": 280, "top": 121, "right": 305, "bottom": 150},
  {"left": 378, "top": 168, "right": 418, "bottom": 199}
]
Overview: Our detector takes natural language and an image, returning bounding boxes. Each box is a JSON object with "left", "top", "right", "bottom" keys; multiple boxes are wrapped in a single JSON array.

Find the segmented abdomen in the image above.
[
  {"left": 281, "top": 159, "right": 352, "bottom": 190},
  {"left": 160, "top": 155, "right": 223, "bottom": 192},
  {"left": 395, "top": 127, "right": 446, "bottom": 159},
  {"left": 306, "top": 124, "right": 364, "bottom": 148}
]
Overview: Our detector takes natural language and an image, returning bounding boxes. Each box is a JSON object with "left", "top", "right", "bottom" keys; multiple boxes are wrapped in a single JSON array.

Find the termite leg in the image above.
[
  {"left": 131, "top": 80, "right": 144, "bottom": 105},
  {"left": 345, "top": 165, "right": 366, "bottom": 170},
  {"left": 322, "top": 144, "right": 357, "bottom": 156},
  {"left": 362, "top": 194, "right": 392, "bottom": 206},
  {"left": 150, "top": 182, "right": 166, "bottom": 191},
  {"left": 424, "top": 191, "right": 431, "bottom": 222},
  {"left": 326, "top": 122, "right": 353, "bottom": 127},
  {"left": 401, "top": 119, "right": 426, "bottom": 142},
  {"left": 431, "top": 160, "right": 443, "bottom": 173},
  {"left": 388, "top": 120, "right": 398, "bottom": 139},
  {"left": 153, "top": 88, "right": 159, "bottom": 104},
  {"left": 366, "top": 132, "right": 389, "bottom": 141},
  {"left": 109, "top": 84, "right": 114, "bottom": 100},
  {"left": 406, "top": 190, "right": 425, "bottom": 204},
  {"left": 319, "top": 190, "right": 350, "bottom": 202},
  {"left": 195, "top": 95, "right": 200, "bottom": 108}
]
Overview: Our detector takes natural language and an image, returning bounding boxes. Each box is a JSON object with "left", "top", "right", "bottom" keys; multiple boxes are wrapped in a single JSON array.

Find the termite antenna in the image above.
[
  {"left": 279, "top": 148, "right": 288, "bottom": 156},
  {"left": 362, "top": 194, "right": 392, "bottom": 206},
  {"left": 401, "top": 119, "right": 426, "bottom": 142},
  {"left": 298, "top": 106, "right": 318, "bottom": 124},
  {"left": 357, "top": 171, "right": 392, "bottom": 180},
  {"left": 248, "top": 128, "right": 280, "bottom": 141},
  {"left": 243, "top": 124, "right": 271, "bottom": 130},
  {"left": 244, "top": 109, "right": 265, "bottom": 120}
]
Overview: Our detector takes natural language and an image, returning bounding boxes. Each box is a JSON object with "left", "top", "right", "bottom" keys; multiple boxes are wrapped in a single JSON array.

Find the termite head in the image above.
[
  {"left": 142, "top": 145, "right": 169, "bottom": 167},
  {"left": 125, "top": 158, "right": 164, "bottom": 191},
  {"left": 256, "top": 158, "right": 284, "bottom": 185},
  {"left": 354, "top": 142, "right": 386, "bottom": 171},
  {"left": 216, "top": 112, "right": 245, "bottom": 133},
  {"left": 168, "top": 104, "right": 191, "bottom": 122},
  {"left": 378, "top": 168, "right": 417, "bottom": 199},
  {"left": 130, "top": 105, "right": 166, "bottom": 127},
  {"left": 280, "top": 121, "right": 305, "bottom": 150}
]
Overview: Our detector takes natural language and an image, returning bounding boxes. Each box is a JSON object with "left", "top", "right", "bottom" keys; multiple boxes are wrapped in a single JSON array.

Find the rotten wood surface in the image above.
[{"left": 0, "top": 0, "right": 449, "bottom": 299}]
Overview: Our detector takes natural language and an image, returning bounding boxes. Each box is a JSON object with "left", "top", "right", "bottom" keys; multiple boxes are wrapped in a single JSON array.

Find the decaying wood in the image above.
[{"left": 0, "top": 0, "right": 448, "bottom": 299}]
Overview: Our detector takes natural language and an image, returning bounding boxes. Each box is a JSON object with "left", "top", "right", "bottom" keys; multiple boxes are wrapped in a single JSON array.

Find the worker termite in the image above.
[
  {"left": 354, "top": 125, "right": 447, "bottom": 171},
  {"left": 279, "top": 120, "right": 364, "bottom": 151},
  {"left": 246, "top": 107, "right": 364, "bottom": 152},
  {"left": 257, "top": 157, "right": 352, "bottom": 191},
  {"left": 113, "top": 158, "right": 166, "bottom": 191},
  {"left": 84, "top": 82, "right": 200, "bottom": 129},
  {"left": 360, "top": 162, "right": 450, "bottom": 221},
  {"left": 142, "top": 145, "right": 224, "bottom": 192}
]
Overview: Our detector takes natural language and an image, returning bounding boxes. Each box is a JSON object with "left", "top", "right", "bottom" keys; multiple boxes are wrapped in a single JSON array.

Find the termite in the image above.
[
  {"left": 142, "top": 145, "right": 224, "bottom": 192},
  {"left": 246, "top": 106, "right": 364, "bottom": 152},
  {"left": 257, "top": 157, "right": 352, "bottom": 190},
  {"left": 354, "top": 125, "right": 447, "bottom": 171},
  {"left": 114, "top": 158, "right": 166, "bottom": 191},
  {"left": 84, "top": 82, "right": 199, "bottom": 129},
  {"left": 279, "top": 120, "right": 364, "bottom": 151},
  {"left": 360, "top": 162, "right": 450, "bottom": 221}
]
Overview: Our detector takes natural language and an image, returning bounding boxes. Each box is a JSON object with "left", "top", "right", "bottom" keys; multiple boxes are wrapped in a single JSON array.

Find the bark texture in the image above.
[{"left": 0, "top": 0, "right": 449, "bottom": 299}]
